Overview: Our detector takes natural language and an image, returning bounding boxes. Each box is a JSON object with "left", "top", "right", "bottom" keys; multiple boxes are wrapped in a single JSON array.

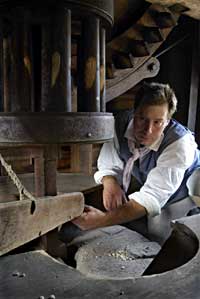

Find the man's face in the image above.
[{"left": 133, "top": 103, "right": 169, "bottom": 146}]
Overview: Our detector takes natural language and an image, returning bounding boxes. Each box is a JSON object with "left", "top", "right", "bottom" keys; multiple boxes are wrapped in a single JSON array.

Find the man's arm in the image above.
[
  {"left": 102, "top": 175, "right": 126, "bottom": 211},
  {"left": 72, "top": 200, "right": 147, "bottom": 231},
  {"left": 94, "top": 136, "right": 125, "bottom": 210},
  {"left": 128, "top": 134, "right": 198, "bottom": 217},
  {"left": 94, "top": 134, "right": 124, "bottom": 185}
]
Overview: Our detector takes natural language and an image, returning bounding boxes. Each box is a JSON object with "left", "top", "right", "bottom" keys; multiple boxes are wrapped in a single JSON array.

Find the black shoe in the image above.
[
  {"left": 59, "top": 222, "right": 83, "bottom": 244},
  {"left": 187, "top": 207, "right": 200, "bottom": 216}
]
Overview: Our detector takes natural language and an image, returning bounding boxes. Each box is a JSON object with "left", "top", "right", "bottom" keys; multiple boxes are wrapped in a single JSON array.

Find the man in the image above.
[{"left": 73, "top": 82, "right": 200, "bottom": 243}]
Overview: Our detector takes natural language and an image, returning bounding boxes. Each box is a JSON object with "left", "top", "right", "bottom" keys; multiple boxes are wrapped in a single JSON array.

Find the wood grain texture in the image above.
[{"left": 0, "top": 192, "right": 84, "bottom": 256}]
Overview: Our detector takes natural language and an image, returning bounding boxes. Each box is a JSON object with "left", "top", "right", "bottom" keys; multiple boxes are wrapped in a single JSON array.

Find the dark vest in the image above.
[{"left": 115, "top": 110, "right": 200, "bottom": 205}]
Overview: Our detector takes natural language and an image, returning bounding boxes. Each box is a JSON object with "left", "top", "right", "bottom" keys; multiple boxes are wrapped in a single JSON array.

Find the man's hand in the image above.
[
  {"left": 72, "top": 205, "right": 106, "bottom": 230},
  {"left": 102, "top": 176, "right": 126, "bottom": 211},
  {"left": 72, "top": 200, "right": 147, "bottom": 231}
]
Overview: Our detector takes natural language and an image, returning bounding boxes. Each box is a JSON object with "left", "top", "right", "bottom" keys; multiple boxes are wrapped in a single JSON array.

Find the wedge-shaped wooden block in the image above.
[
  {"left": 0, "top": 192, "right": 84, "bottom": 256},
  {"left": 169, "top": 3, "right": 189, "bottom": 14},
  {"left": 150, "top": 10, "right": 177, "bottom": 28},
  {"left": 141, "top": 26, "right": 164, "bottom": 43},
  {"left": 129, "top": 40, "right": 150, "bottom": 57},
  {"left": 112, "top": 51, "right": 133, "bottom": 69},
  {"left": 106, "top": 62, "right": 115, "bottom": 79}
]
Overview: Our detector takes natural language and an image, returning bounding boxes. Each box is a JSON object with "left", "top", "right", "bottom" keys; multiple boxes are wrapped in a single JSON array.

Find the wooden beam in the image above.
[
  {"left": 70, "top": 144, "right": 80, "bottom": 172},
  {"left": 0, "top": 192, "right": 84, "bottom": 256},
  {"left": 187, "top": 22, "right": 200, "bottom": 132},
  {"left": 79, "top": 144, "right": 93, "bottom": 175}
]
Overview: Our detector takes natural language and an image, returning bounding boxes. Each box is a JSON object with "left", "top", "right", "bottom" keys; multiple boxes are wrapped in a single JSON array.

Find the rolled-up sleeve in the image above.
[
  {"left": 94, "top": 139, "right": 124, "bottom": 185},
  {"left": 128, "top": 133, "right": 197, "bottom": 217}
]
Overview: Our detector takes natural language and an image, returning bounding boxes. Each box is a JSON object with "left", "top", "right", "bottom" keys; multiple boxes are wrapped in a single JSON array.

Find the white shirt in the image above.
[{"left": 94, "top": 119, "right": 197, "bottom": 217}]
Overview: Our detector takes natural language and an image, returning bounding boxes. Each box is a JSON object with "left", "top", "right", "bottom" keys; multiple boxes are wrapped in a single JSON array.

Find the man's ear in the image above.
[{"left": 165, "top": 119, "right": 170, "bottom": 127}]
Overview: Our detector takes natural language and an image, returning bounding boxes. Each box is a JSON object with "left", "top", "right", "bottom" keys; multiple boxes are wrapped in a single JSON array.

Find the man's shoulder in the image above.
[
  {"left": 165, "top": 119, "right": 191, "bottom": 137},
  {"left": 161, "top": 119, "right": 193, "bottom": 152}
]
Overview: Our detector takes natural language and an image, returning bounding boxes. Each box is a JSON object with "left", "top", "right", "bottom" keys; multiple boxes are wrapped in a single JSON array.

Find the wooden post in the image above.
[
  {"left": 3, "top": 36, "right": 11, "bottom": 112},
  {"left": 70, "top": 144, "right": 80, "bottom": 172},
  {"left": 10, "top": 17, "right": 32, "bottom": 112},
  {"left": 79, "top": 144, "right": 93, "bottom": 175},
  {"left": 41, "top": 21, "right": 51, "bottom": 111},
  {"left": 34, "top": 152, "right": 44, "bottom": 197},
  {"left": 41, "top": 9, "right": 71, "bottom": 112},
  {"left": 100, "top": 27, "right": 106, "bottom": 112},
  {"left": 66, "top": 9, "right": 72, "bottom": 112},
  {"left": 187, "top": 22, "right": 200, "bottom": 132},
  {"left": 0, "top": 18, "right": 3, "bottom": 111},
  {"left": 77, "top": 16, "right": 100, "bottom": 112},
  {"left": 50, "top": 8, "right": 69, "bottom": 111},
  {"left": 44, "top": 145, "right": 58, "bottom": 196}
]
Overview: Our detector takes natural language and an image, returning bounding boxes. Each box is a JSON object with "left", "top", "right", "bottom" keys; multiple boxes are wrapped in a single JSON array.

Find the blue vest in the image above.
[{"left": 115, "top": 110, "right": 200, "bottom": 205}]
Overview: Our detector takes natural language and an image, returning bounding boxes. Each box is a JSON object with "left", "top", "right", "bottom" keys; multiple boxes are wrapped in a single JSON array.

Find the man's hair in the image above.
[{"left": 134, "top": 82, "right": 177, "bottom": 118}]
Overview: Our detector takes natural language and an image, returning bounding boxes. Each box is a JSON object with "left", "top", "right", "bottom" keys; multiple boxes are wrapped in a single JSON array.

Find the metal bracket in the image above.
[{"left": 106, "top": 56, "right": 160, "bottom": 102}]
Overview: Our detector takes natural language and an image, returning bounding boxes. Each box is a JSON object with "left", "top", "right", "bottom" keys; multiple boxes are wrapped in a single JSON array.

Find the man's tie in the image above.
[
  {"left": 122, "top": 146, "right": 150, "bottom": 193},
  {"left": 122, "top": 148, "right": 140, "bottom": 193}
]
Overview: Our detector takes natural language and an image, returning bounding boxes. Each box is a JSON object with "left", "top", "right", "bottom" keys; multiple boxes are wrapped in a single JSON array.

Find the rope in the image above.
[{"left": 0, "top": 153, "right": 35, "bottom": 201}]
